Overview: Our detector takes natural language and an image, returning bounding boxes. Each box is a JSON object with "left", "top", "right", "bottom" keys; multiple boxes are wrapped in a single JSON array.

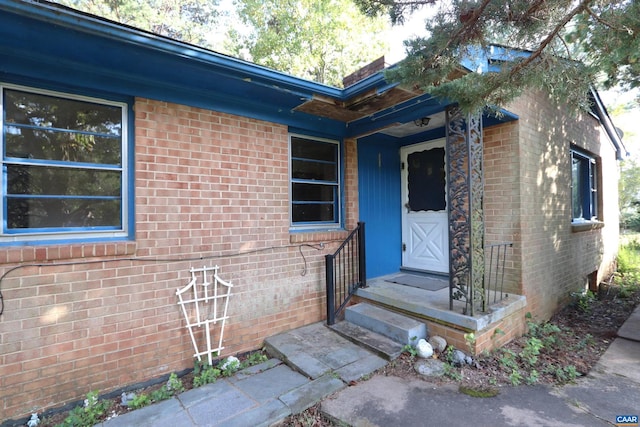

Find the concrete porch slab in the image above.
[{"left": 356, "top": 278, "right": 526, "bottom": 332}]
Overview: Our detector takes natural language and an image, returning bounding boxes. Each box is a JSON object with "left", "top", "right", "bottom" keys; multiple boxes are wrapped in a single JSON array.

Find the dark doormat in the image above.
[{"left": 385, "top": 273, "right": 448, "bottom": 291}]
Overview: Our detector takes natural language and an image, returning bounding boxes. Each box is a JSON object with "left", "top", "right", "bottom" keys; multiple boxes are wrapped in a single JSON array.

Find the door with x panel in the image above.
[{"left": 401, "top": 139, "right": 448, "bottom": 273}]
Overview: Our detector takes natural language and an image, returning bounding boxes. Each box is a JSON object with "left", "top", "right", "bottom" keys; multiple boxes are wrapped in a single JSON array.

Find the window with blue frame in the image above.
[
  {"left": 1, "top": 84, "right": 130, "bottom": 242},
  {"left": 289, "top": 134, "right": 340, "bottom": 228},
  {"left": 571, "top": 147, "right": 599, "bottom": 222}
]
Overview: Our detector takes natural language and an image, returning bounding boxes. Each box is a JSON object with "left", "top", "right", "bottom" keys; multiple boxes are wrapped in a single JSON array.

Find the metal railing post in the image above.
[
  {"left": 357, "top": 221, "right": 367, "bottom": 288},
  {"left": 325, "top": 254, "right": 336, "bottom": 325}
]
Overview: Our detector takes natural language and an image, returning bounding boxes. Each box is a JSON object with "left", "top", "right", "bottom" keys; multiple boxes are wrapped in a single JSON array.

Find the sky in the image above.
[{"left": 384, "top": 6, "right": 436, "bottom": 64}]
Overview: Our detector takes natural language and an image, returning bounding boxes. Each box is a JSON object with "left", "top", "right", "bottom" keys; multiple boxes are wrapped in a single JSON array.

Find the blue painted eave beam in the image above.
[{"left": 2, "top": 0, "right": 344, "bottom": 100}]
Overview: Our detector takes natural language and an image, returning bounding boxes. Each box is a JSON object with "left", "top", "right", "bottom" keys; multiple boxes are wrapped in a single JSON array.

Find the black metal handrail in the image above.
[{"left": 325, "top": 222, "right": 366, "bottom": 325}]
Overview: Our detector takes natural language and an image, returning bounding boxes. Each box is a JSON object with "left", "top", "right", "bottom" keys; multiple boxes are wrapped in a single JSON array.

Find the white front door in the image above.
[{"left": 401, "top": 139, "right": 449, "bottom": 273}]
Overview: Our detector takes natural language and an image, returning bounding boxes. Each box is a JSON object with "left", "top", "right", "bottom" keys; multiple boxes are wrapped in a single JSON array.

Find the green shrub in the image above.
[
  {"left": 519, "top": 337, "right": 543, "bottom": 366},
  {"left": 242, "top": 351, "right": 268, "bottom": 368},
  {"left": 574, "top": 290, "right": 597, "bottom": 313},
  {"left": 55, "top": 391, "right": 109, "bottom": 427},
  {"left": 508, "top": 369, "right": 522, "bottom": 386},
  {"left": 128, "top": 393, "right": 151, "bottom": 410},
  {"left": 128, "top": 373, "right": 184, "bottom": 410},
  {"left": 193, "top": 361, "right": 221, "bottom": 387}
]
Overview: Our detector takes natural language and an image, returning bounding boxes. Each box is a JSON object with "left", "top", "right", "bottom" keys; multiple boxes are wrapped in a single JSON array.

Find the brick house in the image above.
[{"left": 0, "top": 0, "right": 625, "bottom": 422}]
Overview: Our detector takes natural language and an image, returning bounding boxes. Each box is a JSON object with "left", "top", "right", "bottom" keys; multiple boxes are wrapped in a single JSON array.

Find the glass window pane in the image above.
[
  {"left": 2, "top": 85, "right": 127, "bottom": 237},
  {"left": 5, "top": 129, "right": 121, "bottom": 165},
  {"left": 7, "top": 197, "right": 121, "bottom": 229},
  {"left": 407, "top": 148, "right": 446, "bottom": 211},
  {"left": 292, "top": 203, "right": 335, "bottom": 223},
  {"left": 572, "top": 156, "right": 583, "bottom": 219},
  {"left": 590, "top": 164, "right": 597, "bottom": 219},
  {"left": 4, "top": 89, "right": 122, "bottom": 136},
  {"left": 7, "top": 165, "right": 121, "bottom": 196},
  {"left": 291, "top": 137, "right": 337, "bottom": 162},
  {"left": 292, "top": 159, "right": 337, "bottom": 182},
  {"left": 292, "top": 183, "right": 336, "bottom": 202},
  {"left": 289, "top": 135, "right": 340, "bottom": 226}
]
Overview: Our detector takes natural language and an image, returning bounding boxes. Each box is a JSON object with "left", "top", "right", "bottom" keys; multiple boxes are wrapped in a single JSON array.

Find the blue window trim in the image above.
[
  {"left": 571, "top": 146, "right": 599, "bottom": 223},
  {"left": 0, "top": 82, "right": 135, "bottom": 246},
  {"left": 289, "top": 133, "right": 343, "bottom": 231}
]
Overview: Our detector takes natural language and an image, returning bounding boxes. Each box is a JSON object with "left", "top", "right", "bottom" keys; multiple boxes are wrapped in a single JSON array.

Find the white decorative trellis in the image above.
[{"left": 176, "top": 266, "right": 233, "bottom": 366}]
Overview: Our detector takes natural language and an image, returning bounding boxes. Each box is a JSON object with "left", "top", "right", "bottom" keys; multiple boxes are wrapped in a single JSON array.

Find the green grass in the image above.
[{"left": 618, "top": 239, "right": 640, "bottom": 274}]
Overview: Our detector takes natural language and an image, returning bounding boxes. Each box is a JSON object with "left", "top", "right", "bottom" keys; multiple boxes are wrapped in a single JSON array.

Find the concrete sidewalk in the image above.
[{"left": 98, "top": 308, "right": 640, "bottom": 426}]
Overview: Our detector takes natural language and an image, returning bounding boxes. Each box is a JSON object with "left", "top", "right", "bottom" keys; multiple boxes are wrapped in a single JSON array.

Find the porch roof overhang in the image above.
[{"left": 0, "top": 0, "right": 518, "bottom": 140}]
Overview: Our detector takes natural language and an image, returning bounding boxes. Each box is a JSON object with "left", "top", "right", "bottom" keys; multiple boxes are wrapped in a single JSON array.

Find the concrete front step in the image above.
[
  {"left": 329, "top": 320, "right": 405, "bottom": 360},
  {"left": 345, "top": 302, "right": 427, "bottom": 346}
]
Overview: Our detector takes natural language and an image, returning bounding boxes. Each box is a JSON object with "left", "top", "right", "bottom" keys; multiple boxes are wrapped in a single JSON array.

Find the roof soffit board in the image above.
[{"left": 293, "top": 85, "right": 422, "bottom": 123}]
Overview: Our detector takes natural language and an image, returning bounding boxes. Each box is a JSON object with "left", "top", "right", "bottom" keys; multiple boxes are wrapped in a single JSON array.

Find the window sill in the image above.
[
  {"left": 571, "top": 220, "right": 604, "bottom": 233},
  {"left": 290, "top": 229, "right": 349, "bottom": 244}
]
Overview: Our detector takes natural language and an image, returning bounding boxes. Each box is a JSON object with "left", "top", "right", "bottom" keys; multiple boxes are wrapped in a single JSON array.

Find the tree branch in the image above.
[
  {"left": 586, "top": 5, "right": 632, "bottom": 32},
  {"left": 507, "top": 0, "right": 592, "bottom": 78},
  {"left": 435, "top": 0, "right": 493, "bottom": 55}
]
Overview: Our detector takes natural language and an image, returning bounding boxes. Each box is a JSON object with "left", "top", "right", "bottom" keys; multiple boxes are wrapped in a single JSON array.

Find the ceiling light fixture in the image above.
[{"left": 413, "top": 116, "right": 431, "bottom": 127}]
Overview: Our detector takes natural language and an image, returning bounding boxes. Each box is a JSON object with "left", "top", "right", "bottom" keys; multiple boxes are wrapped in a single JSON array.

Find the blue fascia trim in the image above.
[
  {"left": 487, "top": 45, "right": 532, "bottom": 62},
  {"left": 459, "top": 45, "right": 533, "bottom": 74},
  {"left": 1, "top": 60, "right": 348, "bottom": 138},
  {"left": 2, "top": 0, "right": 344, "bottom": 100},
  {"left": 488, "top": 108, "right": 519, "bottom": 123},
  {"left": 1, "top": 73, "right": 133, "bottom": 106}
]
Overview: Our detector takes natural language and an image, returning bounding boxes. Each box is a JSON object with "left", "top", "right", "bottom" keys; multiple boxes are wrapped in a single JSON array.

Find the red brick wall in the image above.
[
  {"left": 484, "top": 120, "right": 522, "bottom": 295},
  {"left": 484, "top": 91, "right": 619, "bottom": 322},
  {"left": 0, "top": 98, "right": 356, "bottom": 421}
]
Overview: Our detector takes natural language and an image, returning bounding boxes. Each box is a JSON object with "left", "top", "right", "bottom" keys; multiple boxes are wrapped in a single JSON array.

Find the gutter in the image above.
[{"left": 590, "top": 88, "right": 629, "bottom": 160}]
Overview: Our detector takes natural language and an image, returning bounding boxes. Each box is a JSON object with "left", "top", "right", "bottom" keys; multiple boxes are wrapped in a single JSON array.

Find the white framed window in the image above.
[
  {"left": 571, "top": 147, "right": 599, "bottom": 222},
  {"left": 289, "top": 134, "right": 341, "bottom": 229},
  {"left": 1, "top": 84, "right": 131, "bottom": 244}
]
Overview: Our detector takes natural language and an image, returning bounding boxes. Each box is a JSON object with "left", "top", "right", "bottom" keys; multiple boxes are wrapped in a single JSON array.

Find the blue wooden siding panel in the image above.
[{"left": 358, "top": 137, "right": 401, "bottom": 278}]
